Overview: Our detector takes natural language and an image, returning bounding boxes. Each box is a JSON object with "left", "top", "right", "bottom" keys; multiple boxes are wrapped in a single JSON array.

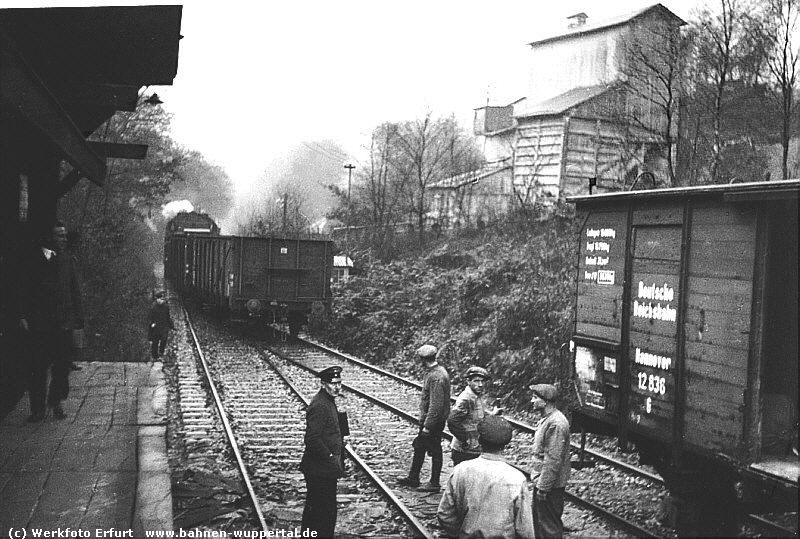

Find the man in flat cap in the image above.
[
  {"left": 397, "top": 344, "right": 450, "bottom": 492},
  {"left": 529, "top": 383, "right": 571, "bottom": 539},
  {"left": 438, "top": 415, "right": 534, "bottom": 538},
  {"left": 448, "top": 365, "right": 492, "bottom": 465},
  {"left": 300, "top": 366, "right": 345, "bottom": 537}
]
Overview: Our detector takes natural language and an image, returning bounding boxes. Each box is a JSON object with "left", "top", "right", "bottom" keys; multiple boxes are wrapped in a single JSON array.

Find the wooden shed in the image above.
[
  {"left": 429, "top": 161, "right": 513, "bottom": 229},
  {"left": 514, "top": 4, "right": 685, "bottom": 199},
  {"left": 568, "top": 180, "right": 798, "bottom": 484}
]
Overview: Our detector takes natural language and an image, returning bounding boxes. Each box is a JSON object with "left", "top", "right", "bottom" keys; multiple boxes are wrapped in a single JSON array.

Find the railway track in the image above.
[
  {"left": 173, "top": 304, "right": 651, "bottom": 537},
  {"left": 265, "top": 333, "right": 664, "bottom": 538},
  {"left": 182, "top": 308, "right": 432, "bottom": 537},
  {"left": 278, "top": 333, "right": 800, "bottom": 538},
  {"left": 175, "top": 304, "right": 794, "bottom": 538}
]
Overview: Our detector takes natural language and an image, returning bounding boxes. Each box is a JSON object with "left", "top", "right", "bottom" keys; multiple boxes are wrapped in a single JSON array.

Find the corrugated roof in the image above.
[
  {"left": 516, "top": 84, "right": 615, "bottom": 119},
  {"left": 567, "top": 179, "right": 800, "bottom": 204},
  {"left": 430, "top": 161, "right": 512, "bottom": 189},
  {"left": 527, "top": 3, "right": 685, "bottom": 47},
  {"left": 334, "top": 255, "right": 354, "bottom": 267}
]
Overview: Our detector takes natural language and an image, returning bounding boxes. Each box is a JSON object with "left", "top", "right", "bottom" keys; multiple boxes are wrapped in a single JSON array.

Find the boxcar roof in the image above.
[{"left": 567, "top": 180, "right": 800, "bottom": 206}]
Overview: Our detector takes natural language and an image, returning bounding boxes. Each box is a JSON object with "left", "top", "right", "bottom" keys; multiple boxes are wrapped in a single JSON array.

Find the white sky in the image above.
[{"left": 3, "top": 0, "right": 704, "bottom": 195}]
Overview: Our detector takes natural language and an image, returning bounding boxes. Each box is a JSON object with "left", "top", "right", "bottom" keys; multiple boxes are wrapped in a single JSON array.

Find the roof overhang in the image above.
[
  {"left": 567, "top": 180, "right": 800, "bottom": 205},
  {"left": 528, "top": 4, "right": 686, "bottom": 48},
  {"left": 0, "top": 5, "right": 182, "bottom": 186}
]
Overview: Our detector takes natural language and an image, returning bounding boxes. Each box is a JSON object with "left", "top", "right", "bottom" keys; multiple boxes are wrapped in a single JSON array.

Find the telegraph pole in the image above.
[{"left": 344, "top": 164, "right": 355, "bottom": 253}]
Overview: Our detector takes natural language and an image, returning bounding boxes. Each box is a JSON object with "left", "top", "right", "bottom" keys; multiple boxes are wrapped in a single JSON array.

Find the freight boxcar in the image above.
[
  {"left": 165, "top": 224, "right": 333, "bottom": 336},
  {"left": 567, "top": 180, "right": 798, "bottom": 535}
]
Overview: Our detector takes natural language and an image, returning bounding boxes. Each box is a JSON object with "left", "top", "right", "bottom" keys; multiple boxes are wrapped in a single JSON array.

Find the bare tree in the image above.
[
  {"left": 617, "top": 14, "right": 689, "bottom": 185},
  {"left": 694, "top": 0, "right": 753, "bottom": 182},
  {"left": 393, "top": 113, "right": 481, "bottom": 243},
  {"left": 358, "top": 123, "right": 407, "bottom": 254},
  {"left": 236, "top": 141, "right": 345, "bottom": 236},
  {"left": 763, "top": 0, "right": 799, "bottom": 179}
]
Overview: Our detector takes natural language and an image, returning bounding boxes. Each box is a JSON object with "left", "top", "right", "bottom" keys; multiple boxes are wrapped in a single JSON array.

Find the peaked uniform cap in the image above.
[
  {"left": 319, "top": 366, "right": 343, "bottom": 382},
  {"left": 529, "top": 383, "right": 558, "bottom": 401},
  {"left": 465, "top": 366, "right": 490, "bottom": 379},
  {"left": 416, "top": 344, "right": 438, "bottom": 359}
]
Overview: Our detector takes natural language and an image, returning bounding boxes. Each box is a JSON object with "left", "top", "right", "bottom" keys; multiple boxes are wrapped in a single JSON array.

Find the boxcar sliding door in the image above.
[{"left": 626, "top": 210, "right": 683, "bottom": 441}]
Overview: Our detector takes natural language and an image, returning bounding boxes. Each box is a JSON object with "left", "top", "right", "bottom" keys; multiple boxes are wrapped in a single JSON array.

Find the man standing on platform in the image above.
[
  {"left": 300, "top": 365, "right": 345, "bottom": 538},
  {"left": 529, "top": 383, "right": 571, "bottom": 539},
  {"left": 397, "top": 344, "right": 450, "bottom": 492},
  {"left": 18, "top": 222, "right": 83, "bottom": 422}
]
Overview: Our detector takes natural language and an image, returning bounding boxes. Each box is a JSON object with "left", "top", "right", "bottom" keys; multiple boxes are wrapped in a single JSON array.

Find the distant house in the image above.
[
  {"left": 434, "top": 4, "right": 685, "bottom": 227},
  {"left": 333, "top": 254, "right": 354, "bottom": 283},
  {"left": 428, "top": 159, "right": 513, "bottom": 229}
]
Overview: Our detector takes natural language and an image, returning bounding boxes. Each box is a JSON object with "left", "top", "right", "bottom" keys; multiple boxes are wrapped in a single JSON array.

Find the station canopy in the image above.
[{"left": 0, "top": 5, "right": 183, "bottom": 186}]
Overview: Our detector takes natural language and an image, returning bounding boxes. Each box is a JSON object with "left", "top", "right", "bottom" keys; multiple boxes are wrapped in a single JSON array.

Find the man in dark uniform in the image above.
[
  {"left": 300, "top": 365, "right": 345, "bottom": 538},
  {"left": 148, "top": 290, "right": 174, "bottom": 360},
  {"left": 18, "top": 222, "right": 84, "bottom": 422}
]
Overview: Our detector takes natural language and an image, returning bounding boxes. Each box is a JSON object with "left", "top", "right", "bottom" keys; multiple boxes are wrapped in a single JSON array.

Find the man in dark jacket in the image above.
[
  {"left": 18, "top": 222, "right": 83, "bottom": 422},
  {"left": 148, "top": 291, "right": 174, "bottom": 360},
  {"left": 397, "top": 344, "right": 451, "bottom": 492},
  {"left": 300, "top": 365, "right": 345, "bottom": 538}
]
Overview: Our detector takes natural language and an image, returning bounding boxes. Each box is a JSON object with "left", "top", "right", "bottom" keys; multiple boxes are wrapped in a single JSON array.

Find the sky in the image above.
[{"left": 2, "top": 0, "right": 705, "bottom": 197}]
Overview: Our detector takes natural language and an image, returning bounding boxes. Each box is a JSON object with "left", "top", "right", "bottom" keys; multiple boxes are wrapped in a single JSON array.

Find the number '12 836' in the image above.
[{"left": 637, "top": 372, "right": 666, "bottom": 395}]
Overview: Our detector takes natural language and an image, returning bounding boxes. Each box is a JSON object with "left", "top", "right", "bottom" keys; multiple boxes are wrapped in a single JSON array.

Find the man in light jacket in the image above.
[
  {"left": 529, "top": 383, "right": 571, "bottom": 539},
  {"left": 438, "top": 414, "right": 535, "bottom": 538},
  {"left": 448, "top": 365, "right": 490, "bottom": 465}
]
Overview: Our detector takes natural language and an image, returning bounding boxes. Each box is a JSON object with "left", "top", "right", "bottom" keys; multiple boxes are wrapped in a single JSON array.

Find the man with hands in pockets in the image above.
[{"left": 529, "top": 383, "right": 571, "bottom": 539}]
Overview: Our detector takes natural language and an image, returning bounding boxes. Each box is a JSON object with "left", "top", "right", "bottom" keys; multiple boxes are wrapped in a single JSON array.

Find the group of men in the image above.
[{"left": 300, "top": 343, "right": 572, "bottom": 539}]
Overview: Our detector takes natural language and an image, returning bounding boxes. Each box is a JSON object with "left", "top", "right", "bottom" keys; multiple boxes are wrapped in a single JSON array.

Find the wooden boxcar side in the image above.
[
  {"left": 683, "top": 203, "right": 756, "bottom": 455},
  {"left": 568, "top": 181, "right": 799, "bottom": 475}
]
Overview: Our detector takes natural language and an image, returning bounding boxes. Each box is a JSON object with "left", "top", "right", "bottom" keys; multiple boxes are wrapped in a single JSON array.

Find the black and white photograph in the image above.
[{"left": 0, "top": 0, "right": 797, "bottom": 537}]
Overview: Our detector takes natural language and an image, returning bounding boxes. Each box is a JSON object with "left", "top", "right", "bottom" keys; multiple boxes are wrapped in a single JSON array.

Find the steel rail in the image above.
[
  {"left": 292, "top": 334, "right": 800, "bottom": 538},
  {"left": 268, "top": 341, "right": 666, "bottom": 539},
  {"left": 563, "top": 491, "right": 666, "bottom": 539},
  {"left": 183, "top": 307, "right": 270, "bottom": 532},
  {"left": 295, "top": 333, "right": 664, "bottom": 484},
  {"left": 304, "top": 334, "right": 800, "bottom": 504},
  {"left": 744, "top": 512, "right": 798, "bottom": 537},
  {"left": 260, "top": 349, "right": 437, "bottom": 539}
]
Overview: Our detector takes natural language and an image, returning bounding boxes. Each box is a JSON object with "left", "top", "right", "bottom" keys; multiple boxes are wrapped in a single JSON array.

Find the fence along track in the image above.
[{"left": 185, "top": 309, "right": 436, "bottom": 537}]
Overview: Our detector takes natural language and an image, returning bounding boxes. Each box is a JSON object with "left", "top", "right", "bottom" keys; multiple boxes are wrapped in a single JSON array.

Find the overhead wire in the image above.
[{"left": 301, "top": 141, "right": 348, "bottom": 164}]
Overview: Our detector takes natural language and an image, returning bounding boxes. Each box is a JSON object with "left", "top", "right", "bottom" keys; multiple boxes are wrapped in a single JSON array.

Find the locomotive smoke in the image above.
[{"left": 162, "top": 200, "right": 195, "bottom": 220}]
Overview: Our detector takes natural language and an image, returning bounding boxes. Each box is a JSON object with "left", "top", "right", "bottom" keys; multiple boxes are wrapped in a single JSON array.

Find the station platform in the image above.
[{"left": 0, "top": 362, "right": 172, "bottom": 537}]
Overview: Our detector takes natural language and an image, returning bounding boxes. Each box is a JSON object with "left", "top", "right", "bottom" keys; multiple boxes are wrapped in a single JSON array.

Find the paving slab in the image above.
[{"left": 0, "top": 361, "right": 172, "bottom": 537}]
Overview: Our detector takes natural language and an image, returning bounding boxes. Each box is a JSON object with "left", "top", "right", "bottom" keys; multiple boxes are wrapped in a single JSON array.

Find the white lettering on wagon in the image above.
[
  {"left": 583, "top": 227, "right": 617, "bottom": 283},
  {"left": 633, "top": 281, "right": 676, "bottom": 322},
  {"left": 632, "top": 300, "right": 677, "bottom": 322},
  {"left": 635, "top": 347, "right": 672, "bottom": 370}
]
